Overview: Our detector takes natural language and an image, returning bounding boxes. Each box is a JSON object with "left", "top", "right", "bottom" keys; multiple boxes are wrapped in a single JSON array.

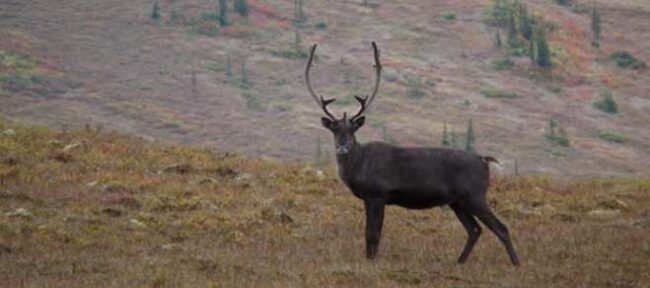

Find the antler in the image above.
[
  {"left": 351, "top": 41, "right": 382, "bottom": 121},
  {"left": 305, "top": 44, "right": 337, "bottom": 120}
]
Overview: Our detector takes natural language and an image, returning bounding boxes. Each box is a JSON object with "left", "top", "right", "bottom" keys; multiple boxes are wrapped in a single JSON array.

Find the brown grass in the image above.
[{"left": 1, "top": 120, "right": 649, "bottom": 287}]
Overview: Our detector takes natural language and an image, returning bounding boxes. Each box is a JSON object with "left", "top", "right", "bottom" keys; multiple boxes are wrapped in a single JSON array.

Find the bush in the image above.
[
  {"left": 553, "top": 0, "right": 572, "bottom": 6},
  {"left": 275, "top": 48, "right": 309, "bottom": 59},
  {"left": 546, "top": 119, "right": 570, "bottom": 147},
  {"left": 480, "top": 86, "right": 518, "bottom": 99},
  {"left": 597, "top": 131, "right": 626, "bottom": 143},
  {"left": 241, "top": 93, "right": 265, "bottom": 111},
  {"left": 609, "top": 51, "right": 647, "bottom": 69},
  {"left": 442, "top": 11, "right": 456, "bottom": 21},
  {"left": 593, "top": 89, "right": 618, "bottom": 114},
  {"left": 406, "top": 76, "right": 425, "bottom": 99},
  {"left": 491, "top": 58, "right": 514, "bottom": 70},
  {"left": 315, "top": 21, "right": 327, "bottom": 30}
]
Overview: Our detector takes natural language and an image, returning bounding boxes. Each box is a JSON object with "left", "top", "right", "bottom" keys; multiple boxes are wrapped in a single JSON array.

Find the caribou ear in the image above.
[
  {"left": 321, "top": 117, "right": 335, "bottom": 130},
  {"left": 352, "top": 116, "right": 365, "bottom": 131}
]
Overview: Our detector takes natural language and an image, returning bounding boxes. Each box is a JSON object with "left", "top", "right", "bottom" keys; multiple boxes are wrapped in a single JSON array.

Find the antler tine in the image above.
[
  {"left": 320, "top": 95, "right": 337, "bottom": 120},
  {"left": 351, "top": 42, "right": 382, "bottom": 121},
  {"left": 350, "top": 95, "right": 368, "bottom": 121},
  {"left": 305, "top": 43, "right": 338, "bottom": 119}
]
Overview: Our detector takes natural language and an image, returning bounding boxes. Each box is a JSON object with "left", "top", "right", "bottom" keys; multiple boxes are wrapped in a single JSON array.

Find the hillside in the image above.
[
  {"left": 0, "top": 0, "right": 649, "bottom": 178},
  {"left": 1, "top": 119, "right": 650, "bottom": 286}
]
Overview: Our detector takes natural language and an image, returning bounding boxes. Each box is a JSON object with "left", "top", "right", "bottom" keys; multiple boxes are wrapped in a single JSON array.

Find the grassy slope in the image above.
[
  {"left": 1, "top": 120, "right": 649, "bottom": 287},
  {"left": 0, "top": 0, "right": 649, "bottom": 178}
]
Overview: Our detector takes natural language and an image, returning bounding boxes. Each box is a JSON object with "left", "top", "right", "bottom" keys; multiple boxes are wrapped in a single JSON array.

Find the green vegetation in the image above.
[
  {"left": 225, "top": 54, "right": 233, "bottom": 79},
  {"left": 495, "top": 30, "right": 502, "bottom": 47},
  {"left": 593, "top": 89, "right": 618, "bottom": 114},
  {"left": 315, "top": 21, "right": 327, "bottom": 30},
  {"left": 406, "top": 76, "right": 425, "bottom": 99},
  {"left": 491, "top": 57, "right": 514, "bottom": 70},
  {"left": 382, "top": 125, "right": 398, "bottom": 145},
  {"left": 294, "top": 0, "right": 305, "bottom": 25},
  {"left": 480, "top": 86, "right": 518, "bottom": 99},
  {"left": 534, "top": 29, "right": 552, "bottom": 67},
  {"left": 546, "top": 119, "right": 570, "bottom": 147},
  {"left": 442, "top": 11, "right": 456, "bottom": 21},
  {"left": 241, "top": 92, "right": 264, "bottom": 111},
  {"left": 609, "top": 51, "right": 647, "bottom": 69},
  {"left": 1, "top": 120, "right": 649, "bottom": 287},
  {"left": 591, "top": 8, "right": 601, "bottom": 47},
  {"left": 441, "top": 122, "right": 450, "bottom": 147},
  {"left": 240, "top": 60, "right": 251, "bottom": 88},
  {"left": 151, "top": 1, "right": 161, "bottom": 20},
  {"left": 465, "top": 119, "right": 475, "bottom": 152},
  {"left": 234, "top": 0, "right": 249, "bottom": 17},
  {"left": 553, "top": 0, "right": 572, "bottom": 6},
  {"left": 597, "top": 131, "right": 626, "bottom": 144},
  {"left": 218, "top": 0, "right": 229, "bottom": 26}
]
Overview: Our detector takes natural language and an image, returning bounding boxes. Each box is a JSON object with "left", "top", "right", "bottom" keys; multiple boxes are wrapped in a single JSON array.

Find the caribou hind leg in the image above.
[
  {"left": 450, "top": 203, "right": 482, "bottom": 264},
  {"left": 470, "top": 201, "right": 520, "bottom": 266}
]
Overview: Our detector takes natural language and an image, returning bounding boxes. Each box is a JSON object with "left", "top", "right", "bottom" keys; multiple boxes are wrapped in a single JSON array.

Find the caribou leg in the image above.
[
  {"left": 364, "top": 199, "right": 385, "bottom": 259},
  {"left": 450, "top": 203, "right": 482, "bottom": 264}
]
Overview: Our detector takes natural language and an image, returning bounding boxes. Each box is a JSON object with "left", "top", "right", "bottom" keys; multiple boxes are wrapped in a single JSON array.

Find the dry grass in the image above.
[{"left": 1, "top": 120, "right": 649, "bottom": 287}]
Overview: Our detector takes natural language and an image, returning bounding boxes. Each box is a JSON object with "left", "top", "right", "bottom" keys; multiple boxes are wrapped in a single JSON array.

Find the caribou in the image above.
[{"left": 305, "top": 42, "right": 520, "bottom": 265}]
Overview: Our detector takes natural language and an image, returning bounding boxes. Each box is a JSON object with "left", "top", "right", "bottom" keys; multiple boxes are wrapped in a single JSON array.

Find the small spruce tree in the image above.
[
  {"left": 465, "top": 119, "right": 475, "bottom": 152},
  {"left": 519, "top": 4, "right": 532, "bottom": 40},
  {"left": 218, "top": 0, "right": 229, "bottom": 26},
  {"left": 507, "top": 10, "right": 519, "bottom": 48},
  {"left": 535, "top": 29, "right": 551, "bottom": 67},
  {"left": 495, "top": 30, "right": 502, "bottom": 48},
  {"left": 442, "top": 121, "right": 451, "bottom": 147},
  {"left": 225, "top": 54, "right": 233, "bottom": 80},
  {"left": 241, "top": 60, "right": 249, "bottom": 86},
  {"left": 234, "top": 0, "right": 249, "bottom": 17},
  {"left": 591, "top": 8, "right": 601, "bottom": 47},
  {"left": 151, "top": 1, "right": 161, "bottom": 20}
]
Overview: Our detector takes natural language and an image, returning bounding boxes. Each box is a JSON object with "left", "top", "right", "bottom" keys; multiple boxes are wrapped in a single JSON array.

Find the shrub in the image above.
[
  {"left": 546, "top": 119, "right": 570, "bottom": 147},
  {"left": 442, "top": 11, "right": 456, "bottom": 21},
  {"left": 609, "top": 51, "right": 647, "bottom": 69},
  {"left": 553, "top": 0, "right": 572, "bottom": 6},
  {"left": 151, "top": 2, "right": 161, "bottom": 20},
  {"left": 593, "top": 89, "right": 618, "bottom": 114},
  {"left": 241, "top": 93, "right": 265, "bottom": 111},
  {"left": 406, "top": 76, "right": 425, "bottom": 99},
  {"left": 275, "top": 48, "right": 309, "bottom": 59},
  {"left": 480, "top": 86, "right": 518, "bottom": 99},
  {"left": 315, "top": 21, "right": 327, "bottom": 30},
  {"left": 234, "top": 0, "right": 249, "bottom": 17},
  {"left": 491, "top": 58, "right": 514, "bottom": 70},
  {"left": 597, "top": 131, "right": 626, "bottom": 143}
]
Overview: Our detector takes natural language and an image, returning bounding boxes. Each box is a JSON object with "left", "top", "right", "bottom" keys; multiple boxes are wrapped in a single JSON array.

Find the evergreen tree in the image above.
[
  {"left": 591, "top": 8, "right": 601, "bottom": 47},
  {"left": 535, "top": 29, "right": 551, "bottom": 67},
  {"left": 442, "top": 121, "right": 451, "bottom": 147},
  {"left": 218, "top": 0, "right": 229, "bottom": 26},
  {"left": 315, "top": 135, "right": 322, "bottom": 164},
  {"left": 495, "top": 30, "right": 502, "bottom": 48},
  {"left": 151, "top": 1, "right": 161, "bottom": 20},
  {"left": 225, "top": 54, "right": 233, "bottom": 80},
  {"left": 294, "top": 28, "right": 301, "bottom": 50},
  {"left": 449, "top": 128, "right": 458, "bottom": 149},
  {"left": 465, "top": 119, "right": 475, "bottom": 152},
  {"left": 241, "top": 60, "right": 249, "bottom": 86},
  {"left": 519, "top": 4, "right": 532, "bottom": 40},
  {"left": 234, "top": 0, "right": 249, "bottom": 17},
  {"left": 528, "top": 34, "right": 535, "bottom": 62},
  {"left": 548, "top": 119, "right": 556, "bottom": 138},
  {"left": 294, "top": 0, "right": 305, "bottom": 25},
  {"left": 507, "top": 10, "right": 519, "bottom": 48}
]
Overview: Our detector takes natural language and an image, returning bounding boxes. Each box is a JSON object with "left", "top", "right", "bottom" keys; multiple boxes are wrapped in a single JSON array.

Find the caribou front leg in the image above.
[{"left": 364, "top": 199, "right": 385, "bottom": 259}]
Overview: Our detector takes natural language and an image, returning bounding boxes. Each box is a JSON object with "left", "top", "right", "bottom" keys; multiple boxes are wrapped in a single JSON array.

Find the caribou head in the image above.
[{"left": 305, "top": 42, "right": 382, "bottom": 155}]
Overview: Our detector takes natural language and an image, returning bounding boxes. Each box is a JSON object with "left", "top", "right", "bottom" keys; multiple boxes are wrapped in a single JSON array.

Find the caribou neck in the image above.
[{"left": 336, "top": 140, "right": 364, "bottom": 181}]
